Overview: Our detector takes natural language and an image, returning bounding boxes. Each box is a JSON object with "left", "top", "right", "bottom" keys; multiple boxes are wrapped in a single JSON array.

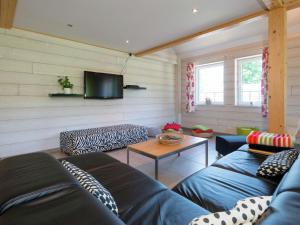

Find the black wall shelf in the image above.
[
  {"left": 123, "top": 85, "right": 146, "bottom": 90},
  {"left": 48, "top": 93, "right": 83, "bottom": 97}
]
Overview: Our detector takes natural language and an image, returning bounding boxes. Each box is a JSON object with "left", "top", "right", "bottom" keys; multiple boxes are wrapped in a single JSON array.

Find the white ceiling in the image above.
[
  {"left": 14, "top": 0, "right": 264, "bottom": 53},
  {"left": 174, "top": 8, "right": 300, "bottom": 58}
]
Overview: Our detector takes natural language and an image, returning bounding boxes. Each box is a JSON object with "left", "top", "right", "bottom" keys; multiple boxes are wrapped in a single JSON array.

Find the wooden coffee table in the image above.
[{"left": 127, "top": 135, "right": 208, "bottom": 180}]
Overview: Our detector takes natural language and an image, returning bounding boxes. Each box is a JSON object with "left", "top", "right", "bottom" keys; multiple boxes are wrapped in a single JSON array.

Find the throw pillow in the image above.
[
  {"left": 61, "top": 160, "right": 118, "bottom": 215},
  {"left": 256, "top": 149, "right": 299, "bottom": 178},
  {"left": 189, "top": 196, "right": 272, "bottom": 225}
]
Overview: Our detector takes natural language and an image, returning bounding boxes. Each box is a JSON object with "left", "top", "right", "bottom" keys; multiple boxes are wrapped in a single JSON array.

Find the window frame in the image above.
[
  {"left": 195, "top": 61, "right": 224, "bottom": 106},
  {"left": 235, "top": 54, "right": 262, "bottom": 107}
]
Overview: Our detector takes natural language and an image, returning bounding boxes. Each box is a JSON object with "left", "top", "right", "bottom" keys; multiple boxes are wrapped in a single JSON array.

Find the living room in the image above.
[{"left": 1, "top": 0, "right": 300, "bottom": 225}]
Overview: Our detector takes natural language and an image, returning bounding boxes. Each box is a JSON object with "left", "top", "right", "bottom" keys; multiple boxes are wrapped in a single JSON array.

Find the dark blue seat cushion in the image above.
[{"left": 216, "top": 135, "right": 247, "bottom": 156}]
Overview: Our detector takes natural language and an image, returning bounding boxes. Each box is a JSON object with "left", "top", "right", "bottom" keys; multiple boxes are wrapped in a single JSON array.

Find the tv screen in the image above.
[{"left": 84, "top": 71, "right": 123, "bottom": 99}]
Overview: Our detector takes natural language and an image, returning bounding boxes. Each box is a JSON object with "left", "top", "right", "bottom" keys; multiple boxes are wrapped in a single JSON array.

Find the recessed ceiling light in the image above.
[
  {"left": 67, "top": 24, "right": 73, "bottom": 27},
  {"left": 126, "top": 40, "right": 130, "bottom": 44},
  {"left": 192, "top": 8, "right": 198, "bottom": 13}
]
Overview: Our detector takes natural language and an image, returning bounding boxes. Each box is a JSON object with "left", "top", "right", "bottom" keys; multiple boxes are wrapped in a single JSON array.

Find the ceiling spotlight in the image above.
[
  {"left": 67, "top": 24, "right": 73, "bottom": 27},
  {"left": 126, "top": 40, "right": 130, "bottom": 44},
  {"left": 192, "top": 8, "right": 198, "bottom": 13}
]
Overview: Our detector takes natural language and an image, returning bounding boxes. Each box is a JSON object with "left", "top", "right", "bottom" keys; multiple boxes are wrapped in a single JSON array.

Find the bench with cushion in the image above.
[{"left": 60, "top": 124, "right": 148, "bottom": 155}]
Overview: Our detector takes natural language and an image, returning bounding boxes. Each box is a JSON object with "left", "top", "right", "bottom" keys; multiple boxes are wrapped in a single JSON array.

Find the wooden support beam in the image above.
[
  {"left": 268, "top": 7, "right": 287, "bottom": 133},
  {"left": 0, "top": 0, "right": 17, "bottom": 29},
  {"left": 268, "top": 0, "right": 284, "bottom": 9},
  {"left": 284, "top": 0, "right": 300, "bottom": 10},
  {"left": 134, "top": 10, "right": 267, "bottom": 57}
]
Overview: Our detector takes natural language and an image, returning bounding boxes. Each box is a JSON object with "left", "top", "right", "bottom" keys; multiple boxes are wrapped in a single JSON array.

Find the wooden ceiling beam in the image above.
[
  {"left": 285, "top": 0, "right": 300, "bottom": 10},
  {"left": 0, "top": 0, "right": 17, "bottom": 29},
  {"left": 134, "top": 10, "right": 267, "bottom": 57},
  {"left": 135, "top": 0, "right": 300, "bottom": 57},
  {"left": 262, "top": 0, "right": 300, "bottom": 10}
]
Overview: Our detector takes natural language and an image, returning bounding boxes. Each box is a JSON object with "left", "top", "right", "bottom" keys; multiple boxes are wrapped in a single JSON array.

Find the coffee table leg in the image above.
[
  {"left": 127, "top": 148, "right": 129, "bottom": 165},
  {"left": 205, "top": 141, "right": 208, "bottom": 167},
  {"left": 155, "top": 159, "right": 158, "bottom": 180}
]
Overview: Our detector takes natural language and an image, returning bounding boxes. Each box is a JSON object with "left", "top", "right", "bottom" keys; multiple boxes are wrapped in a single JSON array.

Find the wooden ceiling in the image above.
[
  {"left": 0, "top": 0, "right": 300, "bottom": 57},
  {"left": 135, "top": 0, "right": 300, "bottom": 56}
]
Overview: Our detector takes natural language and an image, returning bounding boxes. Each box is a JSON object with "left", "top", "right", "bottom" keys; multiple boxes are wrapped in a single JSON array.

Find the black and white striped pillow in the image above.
[
  {"left": 257, "top": 149, "right": 299, "bottom": 178},
  {"left": 61, "top": 160, "right": 118, "bottom": 215}
]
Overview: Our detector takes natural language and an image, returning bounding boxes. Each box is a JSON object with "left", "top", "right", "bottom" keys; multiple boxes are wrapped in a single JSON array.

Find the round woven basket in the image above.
[
  {"left": 158, "top": 133, "right": 184, "bottom": 145},
  {"left": 192, "top": 130, "right": 213, "bottom": 138}
]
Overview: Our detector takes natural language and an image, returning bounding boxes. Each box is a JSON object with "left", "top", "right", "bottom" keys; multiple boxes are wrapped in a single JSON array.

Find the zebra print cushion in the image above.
[
  {"left": 61, "top": 160, "right": 118, "bottom": 215},
  {"left": 60, "top": 124, "right": 148, "bottom": 155}
]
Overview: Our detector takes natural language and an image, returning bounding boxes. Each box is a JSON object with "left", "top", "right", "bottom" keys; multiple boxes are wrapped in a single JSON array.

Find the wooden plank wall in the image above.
[
  {"left": 0, "top": 28, "right": 178, "bottom": 157},
  {"left": 181, "top": 36, "right": 300, "bottom": 134}
]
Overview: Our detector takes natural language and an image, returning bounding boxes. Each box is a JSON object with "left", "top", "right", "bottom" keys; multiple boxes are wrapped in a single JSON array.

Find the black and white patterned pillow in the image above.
[
  {"left": 61, "top": 160, "right": 118, "bottom": 215},
  {"left": 189, "top": 196, "right": 272, "bottom": 225},
  {"left": 257, "top": 149, "right": 299, "bottom": 178}
]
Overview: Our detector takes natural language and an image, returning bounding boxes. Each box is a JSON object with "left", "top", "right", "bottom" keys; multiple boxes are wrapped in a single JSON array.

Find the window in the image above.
[
  {"left": 236, "top": 55, "right": 262, "bottom": 106},
  {"left": 195, "top": 62, "right": 224, "bottom": 105}
]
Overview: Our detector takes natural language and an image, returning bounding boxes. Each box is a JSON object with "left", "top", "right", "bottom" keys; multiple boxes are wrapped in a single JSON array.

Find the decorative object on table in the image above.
[
  {"left": 157, "top": 133, "right": 184, "bottom": 145},
  {"left": 58, "top": 76, "right": 74, "bottom": 94},
  {"left": 162, "top": 122, "right": 183, "bottom": 133},
  {"left": 236, "top": 126, "right": 259, "bottom": 136},
  {"left": 191, "top": 124, "right": 213, "bottom": 138},
  {"left": 189, "top": 195, "right": 272, "bottom": 225},
  {"left": 257, "top": 149, "right": 299, "bottom": 178},
  {"left": 205, "top": 97, "right": 212, "bottom": 105}
]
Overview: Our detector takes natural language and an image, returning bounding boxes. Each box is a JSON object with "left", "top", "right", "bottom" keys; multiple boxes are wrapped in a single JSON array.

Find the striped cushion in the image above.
[
  {"left": 61, "top": 160, "right": 118, "bottom": 215},
  {"left": 247, "top": 131, "right": 294, "bottom": 148}
]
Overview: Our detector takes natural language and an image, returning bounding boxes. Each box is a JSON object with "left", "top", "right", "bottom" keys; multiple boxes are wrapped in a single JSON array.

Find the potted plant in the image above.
[{"left": 58, "top": 76, "right": 74, "bottom": 94}]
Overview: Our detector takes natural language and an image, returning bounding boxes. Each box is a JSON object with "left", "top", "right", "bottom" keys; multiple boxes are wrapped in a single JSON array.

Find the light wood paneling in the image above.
[
  {"left": 181, "top": 36, "right": 300, "bottom": 135},
  {"left": 0, "top": 28, "right": 177, "bottom": 157}
]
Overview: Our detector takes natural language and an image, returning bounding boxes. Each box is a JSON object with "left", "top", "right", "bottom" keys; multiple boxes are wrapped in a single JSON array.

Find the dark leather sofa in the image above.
[
  {"left": 173, "top": 145, "right": 300, "bottom": 225},
  {"left": 0, "top": 152, "right": 208, "bottom": 225},
  {"left": 1, "top": 145, "right": 300, "bottom": 225}
]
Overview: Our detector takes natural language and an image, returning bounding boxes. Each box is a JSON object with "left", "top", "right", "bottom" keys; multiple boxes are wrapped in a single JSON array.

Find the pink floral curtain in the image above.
[
  {"left": 261, "top": 47, "right": 269, "bottom": 117},
  {"left": 186, "top": 63, "right": 195, "bottom": 113}
]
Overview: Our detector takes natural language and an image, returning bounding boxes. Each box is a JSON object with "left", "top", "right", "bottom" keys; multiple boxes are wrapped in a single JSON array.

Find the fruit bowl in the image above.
[{"left": 157, "top": 133, "right": 184, "bottom": 145}]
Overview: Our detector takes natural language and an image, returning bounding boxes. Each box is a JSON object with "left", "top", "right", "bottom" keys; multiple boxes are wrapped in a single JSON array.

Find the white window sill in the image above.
[
  {"left": 234, "top": 104, "right": 261, "bottom": 108},
  {"left": 196, "top": 103, "right": 224, "bottom": 107}
]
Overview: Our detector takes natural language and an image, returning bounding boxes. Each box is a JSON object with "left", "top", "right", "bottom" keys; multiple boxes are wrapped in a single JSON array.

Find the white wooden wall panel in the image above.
[
  {"left": 181, "top": 37, "right": 300, "bottom": 135},
  {"left": 0, "top": 28, "right": 177, "bottom": 157}
]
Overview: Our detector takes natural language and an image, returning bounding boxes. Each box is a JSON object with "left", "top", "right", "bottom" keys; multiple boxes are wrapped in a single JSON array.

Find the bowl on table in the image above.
[{"left": 157, "top": 133, "right": 184, "bottom": 145}]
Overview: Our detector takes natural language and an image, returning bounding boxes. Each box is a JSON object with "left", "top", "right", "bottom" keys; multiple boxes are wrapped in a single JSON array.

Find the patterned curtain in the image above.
[
  {"left": 261, "top": 47, "right": 269, "bottom": 117},
  {"left": 186, "top": 63, "right": 195, "bottom": 113}
]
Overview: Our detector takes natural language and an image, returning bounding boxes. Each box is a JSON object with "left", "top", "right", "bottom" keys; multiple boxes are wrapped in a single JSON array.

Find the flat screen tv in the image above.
[{"left": 84, "top": 71, "right": 123, "bottom": 99}]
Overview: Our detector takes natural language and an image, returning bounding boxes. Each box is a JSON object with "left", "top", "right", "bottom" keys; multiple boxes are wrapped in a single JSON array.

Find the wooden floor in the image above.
[{"left": 50, "top": 135, "right": 218, "bottom": 189}]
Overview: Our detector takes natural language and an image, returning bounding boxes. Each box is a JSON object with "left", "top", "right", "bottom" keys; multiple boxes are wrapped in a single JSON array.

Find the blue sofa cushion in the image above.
[{"left": 216, "top": 135, "right": 247, "bottom": 156}]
